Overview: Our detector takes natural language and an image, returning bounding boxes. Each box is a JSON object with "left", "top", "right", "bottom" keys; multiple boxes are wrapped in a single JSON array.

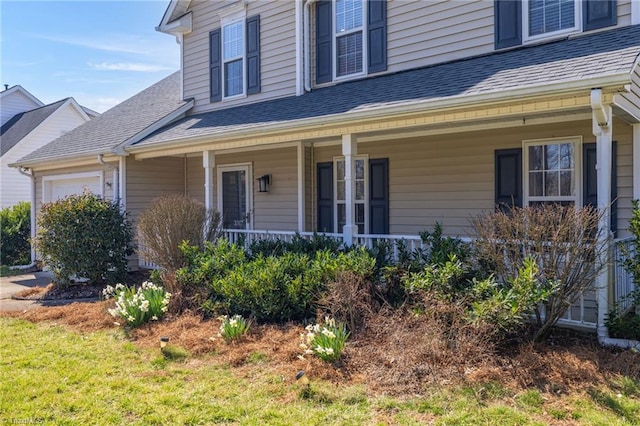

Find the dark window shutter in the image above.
[
  {"left": 315, "top": 0, "right": 332, "bottom": 84},
  {"left": 583, "top": 0, "right": 617, "bottom": 31},
  {"left": 369, "top": 158, "right": 389, "bottom": 234},
  {"left": 495, "top": 148, "right": 522, "bottom": 210},
  {"left": 209, "top": 29, "right": 222, "bottom": 102},
  {"left": 367, "top": 0, "right": 387, "bottom": 74},
  {"left": 317, "top": 162, "right": 334, "bottom": 232},
  {"left": 494, "top": 0, "right": 522, "bottom": 49},
  {"left": 583, "top": 142, "right": 617, "bottom": 236},
  {"left": 246, "top": 15, "right": 261, "bottom": 95}
]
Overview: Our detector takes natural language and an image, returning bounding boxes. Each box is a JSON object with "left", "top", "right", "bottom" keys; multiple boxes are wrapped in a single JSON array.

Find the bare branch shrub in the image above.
[
  {"left": 316, "top": 271, "right": 378, "bottom": 335},
  {"left": 470, "top": 204, "right": 609, "bottom": 342},
  {"left": 137, "top": 194, "right": 222, "bottom": 272}
]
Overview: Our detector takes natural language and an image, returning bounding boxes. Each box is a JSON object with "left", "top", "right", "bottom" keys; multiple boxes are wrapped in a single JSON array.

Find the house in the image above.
[
  {"left": 11, "top": 1, "right": 640, "bottom": 343},
  {"left": 0, "top": 85, "right": 98, "bottom": 209}
]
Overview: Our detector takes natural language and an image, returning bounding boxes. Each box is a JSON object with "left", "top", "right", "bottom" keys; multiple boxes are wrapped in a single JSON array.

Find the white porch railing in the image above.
[{"left": 613, "top": 236, "right": 637, "bottom": 312}]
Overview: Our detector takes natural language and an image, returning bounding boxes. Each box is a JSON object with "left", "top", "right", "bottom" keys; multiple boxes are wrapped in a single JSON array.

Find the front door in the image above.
[{"left": 218, "top": 164, "right": 252, "bottom": 229}]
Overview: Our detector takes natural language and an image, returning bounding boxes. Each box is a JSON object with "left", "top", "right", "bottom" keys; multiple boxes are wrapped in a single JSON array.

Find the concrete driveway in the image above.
[{"left": 0, "top": 271, "right": 54, "bottom": 311}]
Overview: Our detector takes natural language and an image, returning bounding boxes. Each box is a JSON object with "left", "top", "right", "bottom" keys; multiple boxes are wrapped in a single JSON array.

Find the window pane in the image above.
[
  {"left": 355, "top": 159, "right": 364, "bottom": 179},
  {"left": 223, "top": 21, "right": 243, "bottom": 59},
  {"left": 529, "top": 171, "right": 543, "bottom": 196},
  {"left": 544, "top": 171, "right": 559, "bottom": 196},
  {"left": 224, "top": 59, "right": 243, "bottom": 97},
  {"left": 356, "top": 204, "right": 364, "bottom": 234},
  {"left": 337, "top": 181, "right": 345, "bottom": 201},
  {"left": 337, "top": 203, "right": 346, "bottom": 231},
  {"left": 544, "top": 144, "right": 559, "bottom": 170},
  {"left": 336, "top": 160, "right": 345, "bottom": 180},
  {"left": 559, "top": 143, "right": 574, "bottom": 169},
  {"left": 560, "top": 171, "right": 574, "bottom": 196},
  {"left": 336, "top": 32, "right": 363, "bottom": 77},
  {"left": 529, "top": 146, "right": 543, "bottom": 171},
  {"left": 356, "top": 181, "right": 365, "bottom": 201},
  {"left": 529, "top": 0, "right": 575, "bottom": 36},
  {"left": 336, "top": 0, "right": 362, "bottom": 32}
]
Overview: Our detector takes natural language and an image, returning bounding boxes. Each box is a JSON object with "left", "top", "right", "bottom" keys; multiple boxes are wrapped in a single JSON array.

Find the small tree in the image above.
[
  {"left": 36, "top": 194, "right": 134, "bottom": 285},
  {"left": 136, "top": 194, "right": 222, "bottom": 271},
  {"left": 0, "top": 202, "right": 31, "bottom": 266},
  {"left": 471, "top": 204, "right": 609, "bottom": 342}
]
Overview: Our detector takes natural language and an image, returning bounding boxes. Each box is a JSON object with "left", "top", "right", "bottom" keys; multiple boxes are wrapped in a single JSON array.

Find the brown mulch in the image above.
[{"left": 1, "top": 301, "right": 638, "bottom": 397}]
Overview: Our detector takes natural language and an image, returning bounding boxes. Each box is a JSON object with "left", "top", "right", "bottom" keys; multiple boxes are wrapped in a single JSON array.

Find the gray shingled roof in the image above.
[
  {"left": 1, "top": 98, "right": 69, "bottom": 156},
  {"left": 16, "top": 71, "right": 186, "bottom": 164},
  {"left": 137, "top": 24, "right": 640, "bottom": 147}
]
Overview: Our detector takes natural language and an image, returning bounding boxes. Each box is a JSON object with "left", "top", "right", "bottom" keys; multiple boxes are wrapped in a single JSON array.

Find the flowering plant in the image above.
[
  {"left": 217, "top": 314, "right": 251, "bottom": 342},
  {"left": 300, "top": 316, "right": 349, "bottom": 363},
  {"left": 103, "top": 281, "right": 171, "bottom": 327}
]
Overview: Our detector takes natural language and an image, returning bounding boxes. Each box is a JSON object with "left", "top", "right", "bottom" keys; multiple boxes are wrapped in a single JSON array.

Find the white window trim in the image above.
[
  {"left": 333, "top": 154, "right": 369, "bottom": 233},
  {"left": 42, "top": 171, "right": 104, "bottom": 204},
  {"left": 523, "top": 0, "right": 581, "bottom": 43},
  {"left": 332, "top": 0, "right": 367, "bottom": 82},
  {"left": 221, "top": 9, "right": 247, "bottom": 100},
  {"left": 522, "top": 136, "right": 582, "bottom": 206},
  {"left": 217, "top": 163, "right": 253, "bottom": 230}
]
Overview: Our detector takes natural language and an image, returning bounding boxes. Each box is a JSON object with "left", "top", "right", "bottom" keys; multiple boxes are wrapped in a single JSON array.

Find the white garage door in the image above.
[{"left": 43, "top": 172, "right": 102, "bottom": 203}]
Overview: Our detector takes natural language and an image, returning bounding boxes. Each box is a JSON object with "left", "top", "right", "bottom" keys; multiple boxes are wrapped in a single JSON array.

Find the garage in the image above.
[{"left": 42, "top": 171, "right": 103, "bottom": 203}]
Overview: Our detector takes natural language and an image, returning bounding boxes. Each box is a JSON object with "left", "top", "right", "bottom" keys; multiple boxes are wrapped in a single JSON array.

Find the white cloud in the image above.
[
  {"left": 93, "top": 97, "right": 122, "bottom": 112},
  {"left": 88, "top": 62, "right": 173, "bottom": 72},
  {"left": 32, "top": 34, "right": 148, "bottom": 55}
]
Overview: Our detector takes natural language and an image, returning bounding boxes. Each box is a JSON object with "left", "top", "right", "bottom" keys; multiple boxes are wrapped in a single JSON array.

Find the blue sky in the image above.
[{"left": 1, "top": 1, "right": 179, "bottom": 113}]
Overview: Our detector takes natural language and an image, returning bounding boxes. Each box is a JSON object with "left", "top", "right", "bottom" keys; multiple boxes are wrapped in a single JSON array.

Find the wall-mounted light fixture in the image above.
[{"left": 257, "top": 174, "right": 271, "bottom": 193}]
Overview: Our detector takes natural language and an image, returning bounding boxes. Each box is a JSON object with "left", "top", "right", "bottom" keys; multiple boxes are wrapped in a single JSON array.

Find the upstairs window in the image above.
[
  {"left": 335, "top": 0, "right": 364, "bottom": 78},
  {"left": 222, "top": 19, "right": 245, "bottom": 98},
  {"left": 525, "top": 0, "right": 578, "bottom": 41}
]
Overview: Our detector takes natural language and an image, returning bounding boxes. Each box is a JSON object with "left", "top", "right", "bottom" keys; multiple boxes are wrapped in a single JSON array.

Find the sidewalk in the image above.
[{"left": 0, "top": 271, "right": 54, "bottom": 311}]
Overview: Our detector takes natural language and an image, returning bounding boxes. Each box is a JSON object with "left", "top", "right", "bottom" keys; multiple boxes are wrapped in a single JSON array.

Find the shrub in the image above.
[
  {"left": 36, "top": 194, "right": 134, "bottom": 285},
  {"left": 300, "top": 316, "right": 349, "bottom": 363},
  {"left": 137, "top": 194, "right": 222, "bottom": 271},
  {"left": 103, "top": 281, "right": 171, "bottom": 327},
  {"left": 217, "top": 314, "right": 251, "bottom": 343},
  {"left": 247, "top": 233, "right": 343, "bottom": 258},
  {"left": 471, "top": 204, "right": 608, "bottom": 342},
  {"left": 605, "top": 288, "right": 640, "bottom": 341},
  {"left": 0, "top": 202, "right": 31, "bottom": 266}
]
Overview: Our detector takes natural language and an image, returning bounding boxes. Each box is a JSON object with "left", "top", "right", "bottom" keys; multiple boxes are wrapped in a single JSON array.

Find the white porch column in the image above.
[
  {"left": 342, "top": 134, "right": 357, "bottom": 245},
  {"left": 118, "top": 156, "right": 127, "bottom": 210},
  {"left": 591, "top": 89, "right": 613, "bottom": 342},
  {"left": 203, "top": 151, "right": 215, "bottom": 211},
  {"left": 297, "top": 141, "right": 305, "bottom": 231},
  {"left": 633, "top": 124, "right": 640, "bottom": 200}
]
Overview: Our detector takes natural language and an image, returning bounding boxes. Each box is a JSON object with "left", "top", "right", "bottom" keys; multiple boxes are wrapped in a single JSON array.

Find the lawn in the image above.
[{"left": 1, "top": 312, "right": 639, "bottom": 425}]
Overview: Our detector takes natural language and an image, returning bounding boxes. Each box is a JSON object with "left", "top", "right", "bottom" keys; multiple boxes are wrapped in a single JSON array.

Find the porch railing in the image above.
[{"left": 613, "top": 236, "right": 637, "bottom": 312}]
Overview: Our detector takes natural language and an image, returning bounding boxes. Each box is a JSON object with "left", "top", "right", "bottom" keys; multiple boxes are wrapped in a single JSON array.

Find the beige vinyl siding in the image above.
[
  {"left": 186, "top": 156, "right": 206, "bottom": 203},
  {"left": 126, "top": 156, "right": 185, "bottom": 222},
  {"left": 386, "top": 0, "right": 494, "bottom": 73},
  {"left": 312, "top": 120, "right": 633, "bottom": 238},
  {"left": 215, "top": 147, "right": 298, "bottom": 231},
  {"left": 183, "top": 0, "right": 296, "bottom": 115},
  {"left": 617, "top": 0, "right": 633, "bottom": 26}
]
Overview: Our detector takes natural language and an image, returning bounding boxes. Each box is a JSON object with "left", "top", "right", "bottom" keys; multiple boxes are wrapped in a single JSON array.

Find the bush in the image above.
[
  {"left": 0, "top": 202, "right": 31, "bottom": 266},
  {"left": 247, "top": 233, "right": 343, "bottom": 258},
  {"left": 471, "top": 204, "right": 608, "bottom": 342},
  {"left": 103, "top": 282, "right": 171, "bottom": 327},
  {"left": 606, "top": 289, "right": 640, "bottom": 340},
  {"left": 137, "top": 194, "right": 222, "bottom": 271},
  {"left": 36, "top": 194, "right": 134, "bottom": 285}
]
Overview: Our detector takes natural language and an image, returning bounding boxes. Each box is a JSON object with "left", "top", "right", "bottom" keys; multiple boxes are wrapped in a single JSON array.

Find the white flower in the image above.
[
  {"left": 161, "top": 306, "right": 168, "bottom": 312},
  {"left": 321, "top": 328, "right": 336, "bottom": 339},
  {"left": 326, "top": 347, "right": 334, "bottom": 355},
  {"left": 151, "top": 316, "right": 159, "bottom": 321}
]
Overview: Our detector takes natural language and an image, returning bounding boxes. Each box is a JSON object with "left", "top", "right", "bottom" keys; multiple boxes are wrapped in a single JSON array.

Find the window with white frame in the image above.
[
  {"left": 525, "top": 0, "right": 579, "bottom": 41},
  {"left": 524, "top": 138, "right": 580, "bottom": 205},
  {"left": 334, "top": 0, "right": 365, "bottom": 78},
  {"left": 222, "top": 17, "right": 245, "bottom": 98},
  {"left": 335, "top": 156, "right": 367, "bottom": 233}
]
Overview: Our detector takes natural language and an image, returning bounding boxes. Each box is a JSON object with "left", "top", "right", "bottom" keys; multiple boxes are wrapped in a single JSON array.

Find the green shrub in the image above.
[
  {"left": 0, "top": 202, "right": 31, "bottom": 266},
  {"left": 605, "top": 289, "right": 640, "bottom": 341},
  {"left": 103, "top": 281, "right": 171, "bottom": 327},
  {"left": 247, "top": 233, "right": 343, "bottom": 258},
  {"left": 36, "top": 194, "right": 134, "bottom": 285}
]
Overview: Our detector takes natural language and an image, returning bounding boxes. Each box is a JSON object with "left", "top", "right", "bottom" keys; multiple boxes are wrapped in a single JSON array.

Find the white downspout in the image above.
[
  {"left": 591, "top": 89, "right": 640, "bottom": 350},
  {"left": 303, "top": 0, "right": 318, "bottom": 92},
  {"left": 295, "top": 0, "right": 304, "bottom": 96},
  {"left": 98, "top": 154, "right": 119, "bottom": 203},
  {"left": 12, "top": 167, "right": 37, "bottom": 269}
]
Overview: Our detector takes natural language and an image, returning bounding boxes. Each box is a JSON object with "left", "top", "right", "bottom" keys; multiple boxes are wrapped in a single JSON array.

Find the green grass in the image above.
[
  {"left": 0, "top": 265, "right": 23, "bottom": 277},
  {"left": 1, "top": 318, "right": 638, "bottom": 425}
]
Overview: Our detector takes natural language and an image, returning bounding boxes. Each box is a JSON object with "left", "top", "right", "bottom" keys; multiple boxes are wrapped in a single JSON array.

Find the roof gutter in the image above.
[{"left": 126, "top": 72, "right": 632, "bottom": 154}]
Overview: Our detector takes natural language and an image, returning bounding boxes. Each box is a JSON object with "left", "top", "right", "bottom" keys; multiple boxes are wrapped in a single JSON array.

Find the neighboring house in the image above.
[
  {"left": 0, "top": 85, "right": 97, "bottom": 208},
  {"left": 11, "top": 1, "right": 640, "bottom": 343}
]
